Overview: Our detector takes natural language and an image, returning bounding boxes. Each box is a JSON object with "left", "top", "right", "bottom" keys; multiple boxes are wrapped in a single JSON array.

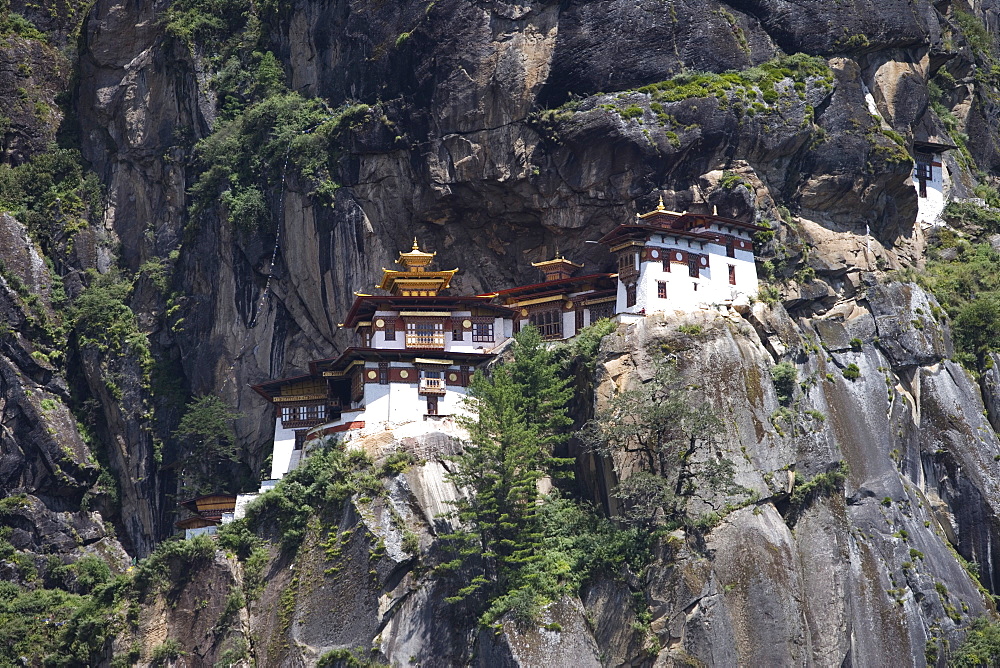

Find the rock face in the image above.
[
  {"left": 588, "top": 306, "right": 995, "bottom": 666},
  {"left": 6, "top": 0, "right": 1000, "bottom": 665}
]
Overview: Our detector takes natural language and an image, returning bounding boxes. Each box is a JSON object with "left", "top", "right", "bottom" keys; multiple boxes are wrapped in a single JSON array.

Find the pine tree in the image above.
[{"left": 443, "top": 326, "right": 572, "bottom": 618}]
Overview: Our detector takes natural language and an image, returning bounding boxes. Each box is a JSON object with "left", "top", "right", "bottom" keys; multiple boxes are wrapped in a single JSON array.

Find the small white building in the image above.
[
  {"left": 598, "top": 199, "right": 760, "bottom": 317},
  {"left": 912, "top": 140, "right": 955, "bottom": 228}
]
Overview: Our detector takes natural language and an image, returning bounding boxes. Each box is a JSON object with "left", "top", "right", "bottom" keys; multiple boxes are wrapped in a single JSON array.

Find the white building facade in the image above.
[
  {"left": 912, "top": 141, "right": 954, "bottom": 228},
  {"left": 599, "top": 201, "right": 760, "bottom": 317}
]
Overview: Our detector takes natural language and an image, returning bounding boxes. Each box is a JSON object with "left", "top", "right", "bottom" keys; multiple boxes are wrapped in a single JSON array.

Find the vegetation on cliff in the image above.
[{"left": 911, "top": 216, "right": 1000, "bottom": 370}]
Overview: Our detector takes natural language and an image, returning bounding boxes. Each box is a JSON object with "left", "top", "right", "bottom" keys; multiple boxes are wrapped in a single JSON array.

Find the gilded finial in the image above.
[
  {"left": 657, "top": 195, "right": 666, "bottom": 211},
  {"left": 412, "top": 237, "right": 420, "bottom": 251}
]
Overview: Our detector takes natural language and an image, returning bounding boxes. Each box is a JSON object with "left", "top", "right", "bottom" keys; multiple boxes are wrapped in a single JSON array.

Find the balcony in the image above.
[
  {"left": 405, "top": 336, "right": 445, "bottom": 350},
  {"left": 418, "top": 378, "right": 446, "bottom": 395},
  {"left": 405, "top": 322, "right": 446, "bottom": 350}
]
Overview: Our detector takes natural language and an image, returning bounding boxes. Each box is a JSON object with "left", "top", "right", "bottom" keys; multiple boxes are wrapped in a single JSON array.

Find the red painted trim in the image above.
[
  {"left": 342, "top": 295, "right": 514, "bottom": 328},
  {"left": 492, "top": 273, "right": 616, "bottom": 297}
]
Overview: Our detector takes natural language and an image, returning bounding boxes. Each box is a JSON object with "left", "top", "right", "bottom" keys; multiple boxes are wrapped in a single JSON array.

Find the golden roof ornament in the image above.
[
  {"left": 395, "top": 237, "right": 437, "bottom": 272},
  {"left": 637, "top": 194, "right": 684, "bottom": 219},
  {"left": 532, "top": 251, "right": 583, "bottom": 281}
]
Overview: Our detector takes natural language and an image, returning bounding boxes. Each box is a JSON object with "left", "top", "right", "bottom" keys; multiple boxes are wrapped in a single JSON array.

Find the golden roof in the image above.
[
  {"left": 531, "top": 254, "right": 583, "bottom": 270},
  {"left": 637, "top": 195, "right": 685, "bottom": 219},
  {"left": 396, "top": 237, "right": 436, "bottom": 271},
  {"left": 377, "top": 238, "right": 458, "bottom": 296}
]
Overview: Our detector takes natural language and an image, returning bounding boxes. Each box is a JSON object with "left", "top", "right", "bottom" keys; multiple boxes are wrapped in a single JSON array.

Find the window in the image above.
[
  {"left": 460, "top": 365, "right": 471, "bottom": 386},
  {"left": 405, "top": 321, "right": 445, "bottom": 348},
  {"left": 618, "top": 251, "right": 639, "bottom": 278},
  {"left": 726, "top": 239, "right": 735, "bottom": 258},
  {"left": 294, "top": 430, "right": 307, "bottom": 450},
  {"left": 352, "top": 370, "right": 364, "bottom": 402},
  {"left": 575, "top": 308, "right": 585, "bottom": 331},
  {"left": 384, "top": 320, "right": 396, "bottom": 340},
  {"left": 426, "top": 395, "right": 439, "bottom": 415},
  {"left": 280, "top": 402, "right": 327, "bottom": 428},
  {"left": 728, "top": 264, "right": 736, "bottom": 285},
  {"left": 657, "top": 281, "right": 667, "bottom": 299},
  {"left": 693, "top": 282, "right": 698, "bottom": 292},
  {"left": 529, "top": 309, "right": 563, "bottom": 339},
  {"left": 590, "top": 301, "right": 614, "bottom": 322},
  {"left": 626, "top": 284, "right": 637, "bottom": 308},
  {"left": 378, "top": 362, "right": 389, "bottom": 385},
  {"left": 452, "top": 320, "right": 463, "bottom": 341},
  {"left": 914, "top": 153, "right": 932, "bottom": 198},
  {"left": 472, "top": 321, "right": 494, "bottom": 342},
  {"left": 662, "top": 258, "right": 671, "bottom": 272},
  {"left": 688, "top": 256, "right": 700, "bottom": 278}
]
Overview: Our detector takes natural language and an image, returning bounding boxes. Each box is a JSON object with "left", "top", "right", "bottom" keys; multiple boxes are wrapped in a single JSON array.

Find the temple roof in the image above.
[
  {"left": 377, "top": 238, "right": 458, "bottom": 296},
  {"left": 599, "top": 201, "right": 763, "bottom": 248},
  {"left": 491, "top": 273, "right": 617, "bottom": 303},
  {"left": 310, "top": 347, "right": 496, "bottom": 376},
  {"left": 251, "top": 347, "right": 498, "bottom": 403},
  {"left": 341, "top": 294, "right": 513, "bottom": 328}
]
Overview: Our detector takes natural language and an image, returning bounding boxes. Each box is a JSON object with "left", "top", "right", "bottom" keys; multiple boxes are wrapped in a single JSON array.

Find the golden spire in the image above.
[
  {"left": 394, "top": 237, "right": 437, "bottom": 272},
  {"left": 638, "top": 194, "right": 683, "bottom": 219}
]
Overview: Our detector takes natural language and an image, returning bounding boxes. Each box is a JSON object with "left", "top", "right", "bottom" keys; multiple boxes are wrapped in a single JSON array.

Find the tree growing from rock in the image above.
[
  {"left": 173, "top": 394, "right": 244, "bottom": 493},
  {"left": 583, "top": 354, "right": 736, "bottom": 529}
]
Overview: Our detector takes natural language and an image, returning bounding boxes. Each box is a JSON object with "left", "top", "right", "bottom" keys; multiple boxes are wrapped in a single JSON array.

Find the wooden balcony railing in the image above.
[{"left": 419, "top": 378, "right": 446, "bottom": 395}]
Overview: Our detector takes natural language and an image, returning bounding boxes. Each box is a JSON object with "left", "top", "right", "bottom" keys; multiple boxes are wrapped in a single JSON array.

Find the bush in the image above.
[
  {"left": 190, "top": 94, "right": 371, "bottom": 230},
  {"left": 134, "top": 535, "right": 216, "bottom": 598},
  {"left": 770, "top": 362, "right": 797, "bottom": 404},
  {"left": 245, "top": 446, "right": 380, "bottom": 551},
  {"left": 842, "top": 363, "right": 860, "bottom": 381},
  {"left": 0, "top": 148, "right": 102, "bottom": 246},
  {"left": 952, "top": 618, "right": 1000, "bottom": 666},
  {"left": 151, "top": 638, "right": 185, "bottom": 666}
]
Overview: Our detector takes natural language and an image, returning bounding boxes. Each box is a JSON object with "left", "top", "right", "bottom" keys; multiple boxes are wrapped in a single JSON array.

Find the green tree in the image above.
[
  {"left": 951, "top": 617, "right": 1000, "bottom": 667},
  {"left": 444, "top": 327, "right": 572, "bottom": 619},
  {"left": 582, "top": 355, "right": 730, "bottom": 528},
  {"left": 954, "top": 295, "right": 1000, "bottom": 367},
  {"left": 174, "top": 394, "right": 242, "bottom": 462},
  {"left": 173, "top": 395, "right": 244, "bottom": 492}
]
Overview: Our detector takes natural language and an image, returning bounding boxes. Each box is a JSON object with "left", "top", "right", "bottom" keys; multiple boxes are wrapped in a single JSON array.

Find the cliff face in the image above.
[{"left": 5, "top": 0, "right": 1000, "bottom": 664}]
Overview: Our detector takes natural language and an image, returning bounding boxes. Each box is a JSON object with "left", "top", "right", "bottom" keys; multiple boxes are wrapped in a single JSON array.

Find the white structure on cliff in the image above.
[
  {"left": 250, "top": 240, "right": 515, "bottom": 485},
  {"left": 240, "top": 202, "right": 762, "bottom": 513},
  {"left": 598, "top": 198, "right": 761, "bottom": 319},
  {"left": 912, "top": 139, "right": 955, "bottom": 228}
]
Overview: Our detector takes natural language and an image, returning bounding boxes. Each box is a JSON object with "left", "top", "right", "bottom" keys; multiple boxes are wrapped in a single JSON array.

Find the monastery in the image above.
[{"left": 198, "top": 200, "right": 761, "bottom": 529}]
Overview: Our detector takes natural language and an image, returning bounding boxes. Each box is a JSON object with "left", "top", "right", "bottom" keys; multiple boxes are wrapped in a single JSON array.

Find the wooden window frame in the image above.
[
  {"left": 625, "top": 284, "right": 637, "bottom": 308},
  {"left": 529, "top": 308, "right": 563, "bottom": 340},
  {"left": 472, "top": 321, "right": 494, "bottom": 342},
  {"left": 405, "top": 319, "right": 446, "bottom": 349}
]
